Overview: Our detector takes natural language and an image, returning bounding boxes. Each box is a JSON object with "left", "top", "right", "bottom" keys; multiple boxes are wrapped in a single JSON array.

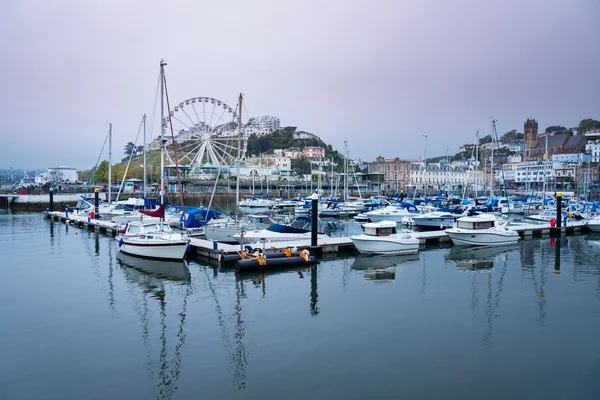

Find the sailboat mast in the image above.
[
  {"left": 475, "top": 130, "right": 479, "bottom": 198},
  {"left": 236, "top": 94, "right": 242, "bottom": 210},
  {"left": 489, "top": 137, "right": 494, "bottom": 198},
  {"left": 344, "top": 141, "right": 348, "bottom": 201},
  {"left": 160, "top": 61, "right": 166, "bottom": 226},
  {"left": 108, "top": 123, "right": 112, "bottom": 206},
  {"left": 143, "top": 114, "right": 147, "bottom": 197}
]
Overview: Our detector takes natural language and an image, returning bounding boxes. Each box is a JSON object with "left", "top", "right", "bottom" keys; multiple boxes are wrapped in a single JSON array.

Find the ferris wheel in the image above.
[{"left": 164, "top": 96, "right": 250, "bottom": 172}]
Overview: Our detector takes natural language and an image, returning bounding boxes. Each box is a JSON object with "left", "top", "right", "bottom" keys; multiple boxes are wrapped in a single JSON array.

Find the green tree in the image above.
[
  {"left": 545, "top": 125, "right": 567, "bottom": 134},
  {"left": 479, "top": 135, "right": 492, "bottom": 144},
  {"left": 124, "top": 142, "right": 135, "bottom": 156},
  {"left": 500, "top": 129, "right": 524, "bottom": 143},
  {"left": 578, "top": 118, "right": 600, "bottom": 134},
  {"left": 291, "top": 157, "right": 313, "bottom": 174},
  {"left": 93, "top": 160, "right": 109, "bottom": 184},
  {"left": 136, "top": 145, "right": 144, "bottom": 156}
]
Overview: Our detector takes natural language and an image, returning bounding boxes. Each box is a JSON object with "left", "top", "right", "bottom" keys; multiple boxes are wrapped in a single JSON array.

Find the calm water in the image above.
[{"left": 2, "top": 212, "right": 600, "bottom": 400}]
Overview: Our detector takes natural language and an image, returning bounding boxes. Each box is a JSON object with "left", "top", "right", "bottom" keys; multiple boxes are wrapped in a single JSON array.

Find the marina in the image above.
[{"left": 2, "top": 210, "right": 600, "bottom": 399}]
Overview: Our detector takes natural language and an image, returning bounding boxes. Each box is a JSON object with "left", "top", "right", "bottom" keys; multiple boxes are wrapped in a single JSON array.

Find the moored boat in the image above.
[
  {"left": 350, "top": 220, "right": 420, "bottom": 255},
  {"left": 445, "top": 214, "right": 519, "bottom": 246}
]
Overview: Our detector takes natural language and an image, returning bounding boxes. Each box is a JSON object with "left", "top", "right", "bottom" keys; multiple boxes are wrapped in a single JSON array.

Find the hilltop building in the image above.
[
  {"left": 523, "top": 118, "right": 587, "bottom": 161},
  {"left": 292, "top": 131, "right": 320, "bottom": 141},
  {"left": 246, "top": 115, "right": 280, "bottom": 136}
]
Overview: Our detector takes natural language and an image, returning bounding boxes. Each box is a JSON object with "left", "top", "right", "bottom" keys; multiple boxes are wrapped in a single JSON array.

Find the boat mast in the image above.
[
  {"left": 160, "top": 60, "right": 166, "bottom": 226},
  {"left": 475, "top": 130, "right": 479, "bottom": 198},
  {"left": 108, "top": 122, "right": 112, "bottom": 206},
  {"left": 143, "top": 114, "right": 147, "bottom": 198},
  {"left": 236, "top": 93, "right": 242, "bottom": 210},
  {"left": 344, "top": 140, "right": 349, "bottom": 201},
  {"left": 489, "top": 135, "right": 494, "bottom": 198}
]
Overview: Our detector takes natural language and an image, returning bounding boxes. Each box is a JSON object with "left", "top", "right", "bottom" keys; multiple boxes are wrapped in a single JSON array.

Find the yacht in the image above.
[
  {"left": 445, "top": 214, "right": 519, "bottom": 246},
  {"left": 350, "top": 221, "right": 420, "bottom": 255},
  {"left": 412, "top": 211, "right": 459, "bottom": 229},
  {"left": 232, "top": 218, "right": 330, "bottom": 244},
  {"left": 363, "top": 202, "right": 420, "bottom": 223},
  {"left": 205, "top": 214, "right": 277, "bottom": 243}
]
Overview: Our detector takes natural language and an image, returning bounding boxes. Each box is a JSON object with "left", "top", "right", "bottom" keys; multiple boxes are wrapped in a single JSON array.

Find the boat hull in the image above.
[
  {"left": 119, "top": 238, "right": 188, "bottom": 260},
  {"left": 205, "top": 226, "right": 247, "bottom": 243},
  {"left": 412, "top": 217, "right": 455, "bottom": 229},
  {"left": 445, "top": 230, "right": 519, "bottom": 246},
  {"left": 350, "top": 234, "right": 420, "bottom": 255},
  {"left": 587, "top": 223, "right": 600, "bottom": 232}
]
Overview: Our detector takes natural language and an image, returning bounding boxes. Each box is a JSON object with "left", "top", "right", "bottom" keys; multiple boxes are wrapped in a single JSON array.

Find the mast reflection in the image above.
[{"left": 117, "top": 254, "right": 191, "bottom": 399}]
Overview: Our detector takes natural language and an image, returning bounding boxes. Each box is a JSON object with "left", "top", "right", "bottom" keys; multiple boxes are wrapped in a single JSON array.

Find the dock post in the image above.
[
  {"left": 94, "top": 188, "right": 99, "bottom": 219},
  {"left": 49, "top": 188, "right": 54, "bottom": 212},
  {"left": 311, "top": 193, "right": 318, "bottom": 246},
  {"left": 556, "top": 192, "right": 562, "bottom": 230}
]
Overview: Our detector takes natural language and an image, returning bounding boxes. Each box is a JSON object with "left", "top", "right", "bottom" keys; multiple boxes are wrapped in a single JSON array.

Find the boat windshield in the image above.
[
  {"left": 365, "top": 226, "right": 397, "bottom": 236},
  {"left": 457, "top": 220, "right": 494, "bottom": 230}
]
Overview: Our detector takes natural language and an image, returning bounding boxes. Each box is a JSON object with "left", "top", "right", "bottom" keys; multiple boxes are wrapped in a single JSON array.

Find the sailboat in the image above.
[{"left": 118, "top": 61, "right": 189, "bottom": 261}]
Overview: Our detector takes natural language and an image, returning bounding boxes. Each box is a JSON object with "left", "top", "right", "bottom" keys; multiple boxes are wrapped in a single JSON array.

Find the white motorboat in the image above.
[
  {"left": 445, "top": 214, "right": 519, "bottom": 246},
  {"left": 350, "top": 221, "right": 420, "bottom": 255},
  {"left": 205, "top": 214, "right": 277, "bottom": 243},
  {"left": 586, "top": 215, "right": 600, "bottom": 232},
  {"left": 412, "top": 211, "right": 459, "bottom": 229},
  {"left": 363, "top": 202, "right": 420, "bottom": 223},
  {"left": 232, "top": 219, "right": 330, "bottom": 244},
  {"left": 239, "top": 197, "right": 276, "bottom": 209}
]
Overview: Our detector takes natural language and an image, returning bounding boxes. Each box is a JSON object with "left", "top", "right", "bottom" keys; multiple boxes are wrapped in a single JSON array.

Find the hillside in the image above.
[{"left": 79, "top": 127, "right": 349, "bottom": 183}]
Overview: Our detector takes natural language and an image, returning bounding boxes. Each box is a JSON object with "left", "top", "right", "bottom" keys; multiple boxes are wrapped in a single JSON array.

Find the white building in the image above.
[
  {"left": 514, "top": 161, "right": 554, "bottom": 184},
  {"left": 495, "top": 163, "right": 517, "bottom": 183},
  {"left": 409, "top": 162, "right": 482, "bottom": 190},
  {"left": 246, "top": 155, "right": 291, "bottom": 171},
  {"left": 246, "top": 115, "right": 280, "bottom": 136},
  {"left": 45, "top": 166, "right": 79, "bottom": 183},
  {"left": 293, "top": 131, "right": 320, "bottom": 140},
  {"left": 586, "top": 140, "right": 600, "bottom": 163}
]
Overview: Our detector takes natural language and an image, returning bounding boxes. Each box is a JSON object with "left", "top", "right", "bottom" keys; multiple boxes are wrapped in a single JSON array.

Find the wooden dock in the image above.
[{"left": 46, "top": 211, "right": 121, "bottom": 235}]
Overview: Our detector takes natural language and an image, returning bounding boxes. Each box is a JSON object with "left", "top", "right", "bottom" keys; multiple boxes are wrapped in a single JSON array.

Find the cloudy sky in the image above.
[{"left": 1, "top": 0, "right": 598, "bottom": 170}]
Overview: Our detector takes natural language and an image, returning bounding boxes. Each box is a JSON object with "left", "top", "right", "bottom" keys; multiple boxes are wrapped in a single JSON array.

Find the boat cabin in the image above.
[
  {"left": 363, "top": 221, "right": 398, "bottom": 236},
  {"left": 120, "top": 221, "right": 173, "bottom": 236},
  {"left": 456, "top": 215, "right": 497, "bottom": 230}
]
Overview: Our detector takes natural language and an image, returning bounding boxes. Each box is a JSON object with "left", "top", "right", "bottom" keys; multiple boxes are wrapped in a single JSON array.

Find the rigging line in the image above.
[
  {"left": 147, "top": 72, "right": 161, "bottom": 141},
  {"left": 84, "top": 127, "right": 111, "bottom": 199},
  {"left": 116, "top": 117, "right": 145, "bottom": 202},
  {"left": 162, "top": 68, "right": 185, "bottom": 210}
]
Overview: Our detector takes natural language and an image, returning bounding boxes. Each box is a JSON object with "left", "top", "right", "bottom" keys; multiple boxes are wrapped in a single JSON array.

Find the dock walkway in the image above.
[{"left": 46, "top": 211, "right": 591, "bottom": 263}]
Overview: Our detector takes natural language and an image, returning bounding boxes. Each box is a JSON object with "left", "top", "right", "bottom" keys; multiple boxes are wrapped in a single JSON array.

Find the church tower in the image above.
[{"left": 524, "top": 118, "right": 539, "bottom": 161}]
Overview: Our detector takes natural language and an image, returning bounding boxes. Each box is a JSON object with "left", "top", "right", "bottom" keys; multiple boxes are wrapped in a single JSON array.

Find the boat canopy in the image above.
[
  {"left": 266, "top": 224, "right": 310, "bottom": 234},
  {"left": 181, "top": 208, "right": 222, "bottom": 228}
]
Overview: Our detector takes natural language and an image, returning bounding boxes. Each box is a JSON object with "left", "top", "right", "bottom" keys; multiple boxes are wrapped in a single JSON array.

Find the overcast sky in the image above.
[{"left": 1, "top": 0, "right": 598, "bottom": 170}]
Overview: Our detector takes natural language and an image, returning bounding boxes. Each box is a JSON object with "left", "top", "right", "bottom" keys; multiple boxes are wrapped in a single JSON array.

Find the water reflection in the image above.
[
  {"left": 117, "top": 253, "right": 191, "bottom": 281},
  {"left": 351, "top": 253, "right": 419, "bottom": 282},
  {"left": 445, "top": 245, "right": 516, "bottom": 272},
  {"left": 203, "top": 267, "right": 248, "bottom": 391},
  {"left": 117, "top": 255, "right": 191, "bottom": 400}
]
